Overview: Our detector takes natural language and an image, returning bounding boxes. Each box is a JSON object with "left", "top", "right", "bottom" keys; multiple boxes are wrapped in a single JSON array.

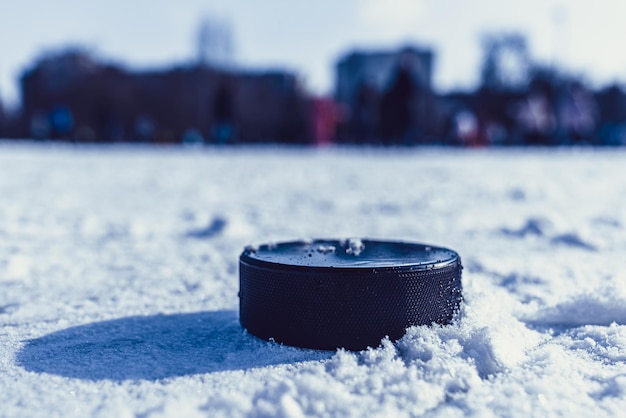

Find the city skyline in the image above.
[{"left": 2, "top": 0, "right": 626, "bottom": 108}]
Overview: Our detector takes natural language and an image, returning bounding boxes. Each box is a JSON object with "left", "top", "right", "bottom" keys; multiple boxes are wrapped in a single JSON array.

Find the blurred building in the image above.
[
  {"left": 18, "top": 49, "right": 310, "bottom": 143},
  {"left": 335, "top": 46, "right": 433, "bottom": 103},
  {"left": 9, "top": 40, "right": 624, "bottom": 147},
  {"left": 334, "top": 46, "right": 438, "bottom": 144}
]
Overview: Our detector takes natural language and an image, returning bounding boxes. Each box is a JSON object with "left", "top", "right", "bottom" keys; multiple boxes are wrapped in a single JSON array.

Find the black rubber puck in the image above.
[{"left": 239, "top": 239, "right": 463, "bottom": 351}]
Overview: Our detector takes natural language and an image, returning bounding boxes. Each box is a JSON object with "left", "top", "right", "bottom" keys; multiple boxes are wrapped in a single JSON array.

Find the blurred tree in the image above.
[
  {"left": 480, "top": 32, "right": 530, "bottom": 91},
  {"left": 196, "top": 16, "right": 235, "bottom": 69}
]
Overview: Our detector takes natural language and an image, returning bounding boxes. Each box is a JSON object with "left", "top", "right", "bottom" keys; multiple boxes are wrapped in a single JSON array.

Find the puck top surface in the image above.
[{"left": 241, "top": 239, "right": 458, "bottom": 270}]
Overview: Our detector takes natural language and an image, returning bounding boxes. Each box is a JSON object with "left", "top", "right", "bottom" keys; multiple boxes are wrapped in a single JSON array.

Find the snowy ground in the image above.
[{"left": 2, "top": 142, "right": 626, "bottom": 417}]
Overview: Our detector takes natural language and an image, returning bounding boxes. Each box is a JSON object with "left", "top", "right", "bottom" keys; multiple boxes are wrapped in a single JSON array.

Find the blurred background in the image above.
[{"left": 1, "top": 0, "right": 626, "bottom": 146}]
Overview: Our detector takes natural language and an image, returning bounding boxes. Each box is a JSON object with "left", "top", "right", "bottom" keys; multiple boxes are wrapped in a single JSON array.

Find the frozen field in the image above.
[{"left": 2, "top": 143, "right": 626, "bottom": 417}]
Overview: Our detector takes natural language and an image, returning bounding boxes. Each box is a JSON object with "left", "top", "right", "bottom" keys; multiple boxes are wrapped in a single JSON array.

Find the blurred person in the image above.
[
  {"left": 556, "top": 81, "right": 597, "bottom": 144},
  {"left": 30, "top": 111, "right": 50, "bottom": 140},
  {"left": 596, "top": 84, "right": 626, "bottom": 145},
  {"left": 484, "top": 121, "right": 508, "bottom": 145},
  {"left": 211, "top": 81, "right": 236, "bottom": 144},
  {"left": 182, "top": 128, "right": 205, "bottom": 146},
  {"left": 134, "top": 115, "right": 156, "bottom": 142},
  {"left": 452, "top": 110, "right": 480, "bottom": 146},
  {"left": 311, "top": 97, "right": 342, "bottom": 145},
  {"left": 515, "top": 78, "right": 556, "bottom": 145},
  {"left": 74, "top": 125, "right": 96, "bottom": 142},
  {"left": 49, "top": 105, "right": 74, "bottom": 140},
  {"left": 379, "top": 64, "right": 415, "bottom": 145},
  {"left": 351, "top": 81, "right": 379, "bottom": 143}
]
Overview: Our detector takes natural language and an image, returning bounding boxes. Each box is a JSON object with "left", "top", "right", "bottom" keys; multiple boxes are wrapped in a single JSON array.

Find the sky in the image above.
[{"left": 1, "top": 0, "right": 626, "bottom": 109}]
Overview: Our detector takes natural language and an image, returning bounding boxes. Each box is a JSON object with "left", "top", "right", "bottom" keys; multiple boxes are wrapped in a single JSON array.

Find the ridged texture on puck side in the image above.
[{"left": 239, "top": 256, "right": 462, "bottom": 351}]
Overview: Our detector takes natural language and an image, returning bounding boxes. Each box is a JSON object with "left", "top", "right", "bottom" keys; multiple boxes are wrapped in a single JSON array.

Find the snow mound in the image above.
[{"left": 526, "top": 287, "right": 626, "bottom": 328}]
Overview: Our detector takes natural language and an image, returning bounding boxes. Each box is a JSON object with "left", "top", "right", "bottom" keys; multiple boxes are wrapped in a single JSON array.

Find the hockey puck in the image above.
[{"left": 239, "top": 239, "right": 463, "bottom": 351}]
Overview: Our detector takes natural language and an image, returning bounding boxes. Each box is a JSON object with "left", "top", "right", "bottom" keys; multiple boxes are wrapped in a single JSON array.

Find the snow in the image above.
[
  {"left": 2, "top": 143, "right": 626, "bottom": 417},
  {"left": 344, "top": 238, "right": 364, "bottom": 256}
]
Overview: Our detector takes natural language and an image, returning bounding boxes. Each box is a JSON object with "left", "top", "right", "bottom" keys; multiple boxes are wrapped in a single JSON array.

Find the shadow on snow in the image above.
[{"left": 17, "top": 310, "right": 331, "bottom": 381}]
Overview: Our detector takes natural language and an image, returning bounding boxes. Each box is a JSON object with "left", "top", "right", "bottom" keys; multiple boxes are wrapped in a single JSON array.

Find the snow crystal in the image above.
[
  {"left": 315, "top": 245, "right": 336, "bottom": 254},
  {"left": 345, "top": 238, "right": 365, "bottom": 256}
]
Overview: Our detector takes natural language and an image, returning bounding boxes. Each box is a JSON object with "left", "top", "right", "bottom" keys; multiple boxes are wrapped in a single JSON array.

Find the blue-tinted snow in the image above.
[{"left": 1, "top": 143, "right": 626, "bottom": 417}]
